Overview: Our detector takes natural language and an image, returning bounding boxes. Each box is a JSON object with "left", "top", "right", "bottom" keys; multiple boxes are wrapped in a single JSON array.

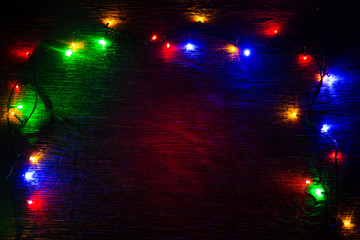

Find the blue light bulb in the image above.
[
  {"left": 185, "top": 43, "right": 195, "bottom": 51},
  {"left": 243, "top": 49, "right": 251, "bottom": 57},
  {"left": 321, "top": 124, "right": 330, "bottom": 133}
]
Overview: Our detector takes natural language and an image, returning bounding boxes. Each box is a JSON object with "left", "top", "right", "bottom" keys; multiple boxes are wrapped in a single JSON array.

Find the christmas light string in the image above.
[{"left": 2, "top": 17, "right": 352, "bottom": 237}]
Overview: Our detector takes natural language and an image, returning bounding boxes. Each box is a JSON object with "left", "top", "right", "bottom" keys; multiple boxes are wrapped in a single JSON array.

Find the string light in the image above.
[{"left": 6, "top": 18, "right": 351, "bottom": 237}]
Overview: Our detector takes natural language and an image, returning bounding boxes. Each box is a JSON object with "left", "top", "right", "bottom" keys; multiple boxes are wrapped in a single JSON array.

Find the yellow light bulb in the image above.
[{"left": 343, "top": 220, "right": 353, "bottom": 228}]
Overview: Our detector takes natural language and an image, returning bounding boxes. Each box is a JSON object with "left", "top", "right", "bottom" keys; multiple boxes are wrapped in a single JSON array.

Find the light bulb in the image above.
[
  {"left": 321, "top": 124, "right": 330, "bottom": 133},
  {"left": 243, "top": 49, "right": 251, "bottom": 57},
  {"left": 185, "top": 43, "right": 195, "bottom": 51},
  {"left": 65, "top": 49, "right": 73, "bottom": 57}
]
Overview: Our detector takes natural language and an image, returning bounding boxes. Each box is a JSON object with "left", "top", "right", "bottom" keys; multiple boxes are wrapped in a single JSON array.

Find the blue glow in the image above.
[
  {"left": 184, "top": 43, "right": 196, "bottom": 51},
  {"left": 243, "top": 49, "right": 251, "bottom": 57},
  {"left": 321, "top": 124, "right": 330, "bottom": 133},
  {"left": 323, "top": 74, "right": 337, "bottom": 87},
  {"left": 24, "top": 170, "right": 36, "bottom": 181}
]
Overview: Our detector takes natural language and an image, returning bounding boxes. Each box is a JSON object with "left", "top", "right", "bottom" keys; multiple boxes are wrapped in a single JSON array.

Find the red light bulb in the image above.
[
  {"left": 305, "top": 179, "right": 312, "bottom": 184},
  {"left": 152, "top": 35, "right": 157, "bottom": 40},
  {"left": 274, "top": 29, "right": 278, "bottom": 35},
  {"left": 166, "top": 42, "right": 170, "bottom": 48}
]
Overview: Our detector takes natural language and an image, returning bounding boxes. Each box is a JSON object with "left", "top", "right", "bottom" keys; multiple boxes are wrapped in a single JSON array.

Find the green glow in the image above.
[
  {"left": 98, "top": 39, "right": 107, "bottom": 46},
  {"left": 17, "top": 105, "right": 23, "bottom": 110},
  {"left": 65, "top": 49, "right": 73, "bottom": 57},
  {"left": 308, "top": 183, "right": 326, "bottom": 201}
]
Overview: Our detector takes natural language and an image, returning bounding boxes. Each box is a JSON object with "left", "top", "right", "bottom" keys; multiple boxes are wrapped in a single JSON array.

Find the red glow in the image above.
[
  {"left": 27, "top": 195, "right": 45, "bottom": 211},
  {"left": 13, "top": 49, "right": 32, "bottom": 59},
  {"left": 166, "top": 42, "right": 170, "bottom": 48},
  {"left": 298, "top": 54, "right": 311, "bottom": 65},
  {"left": 330, "top": 151, "right": 343, "bottom": 164},
  {"left": 274, "top": 29, "right": 278, "bottom": 35},
  {"left": 9, "top": 82, "right": 21, "bottom": 93},
  {"left": 305, "top": 179, "right": 312, "bottom": 184},
  {"left": 152, "top": 35, "right": 157, "bottom": 40}
]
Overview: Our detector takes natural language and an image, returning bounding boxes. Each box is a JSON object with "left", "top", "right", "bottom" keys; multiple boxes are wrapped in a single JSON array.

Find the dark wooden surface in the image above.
[{"left": 1, "top": 1, "right": 360, "bottom": 239}]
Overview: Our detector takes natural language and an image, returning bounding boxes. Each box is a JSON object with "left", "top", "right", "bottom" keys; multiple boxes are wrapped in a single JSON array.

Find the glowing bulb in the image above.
[
  {"left": 305, "top": 179, "right": 312, "bottom": 184},
  {"left": 343, "top": 220, "right": 353, "bottom": 228},
  {"left": 243, "top": 49, "right": 251, "bottom": 57},
  {"left": 287, "top": 109, "right": 298, "bottom": 120},
  {"left": 99, "top": 39, "right": 107, "bottom": 46},
  {"left": 17, "top": 105, "right": 23, "bottom": 110},
  {"left": 193, "top": 15, "right": 206, "bottom": 23},
  {"left": 185, "top": 43, "right": 195, "bottom": 51},
  {"left": 29, "top": 156, "right": 38, "bottom": 164},
  {"left": 315, "top": 188, "right": 323, "bottom": 198},
  {"left": 152, "top": 35, "right": 157, "bottom": 40},
  {"left": 303, "top": 55, "right": 307, "bottom": 60},
  {"left": 274, "top": 29, "right": 278, "bottom": 34},
  {"left": 226, "top": 44, "right": 238, "bottom": 53},
  {"left": 321, "top": 124, "right": 330, "bottom": 133},
  {"left": 65, "top": 49, "right": 73, "bottom": 57},
  {"left": 27, "top": 200, "right": 33, "bottom": 205},
  {"left": 24, "top": 171, "right": 36, "bottom": 181},
  {"left": 15, "top": 85, "right": 19, "bottom": 89},
  {"left": 166, "top": 42, "right": 170, "bottom": 48}
]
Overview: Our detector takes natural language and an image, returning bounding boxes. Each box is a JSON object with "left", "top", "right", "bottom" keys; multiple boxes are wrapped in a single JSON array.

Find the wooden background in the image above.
[{"left": 1, "top": 0, "right": 359, "bottom": 239}]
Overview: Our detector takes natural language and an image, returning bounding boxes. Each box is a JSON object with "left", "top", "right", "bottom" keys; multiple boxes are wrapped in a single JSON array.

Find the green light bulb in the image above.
[
  {"left": 65, "top": 49, "right": 73, "bottom": 57},
  {"left": 17, "top": 105, "right": 23, "bottom": 110},
  {"left": 308, "top": 183, "right": 326, "bottom": 201},
  {"left": 99, "top": 39, "right": 107, "bottom": 46}
]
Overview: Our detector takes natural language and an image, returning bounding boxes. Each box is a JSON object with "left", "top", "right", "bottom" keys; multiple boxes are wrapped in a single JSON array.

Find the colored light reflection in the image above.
[
  {"left": 192, "top": 15, "right": 208, "bottom": 23},
  {"left": 103, "top": 18, "right": 119, "bottom": 28}
]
